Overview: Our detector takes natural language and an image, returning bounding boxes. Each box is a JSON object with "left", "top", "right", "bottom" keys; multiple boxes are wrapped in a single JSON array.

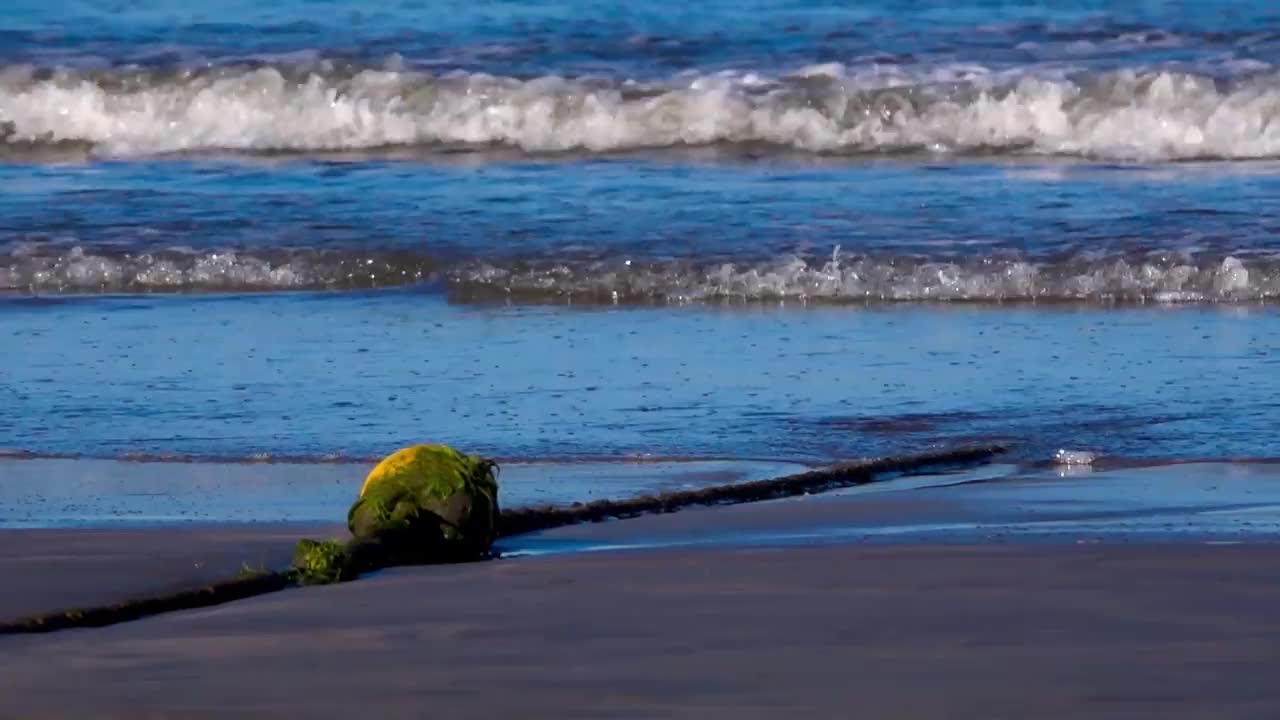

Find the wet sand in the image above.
[
  {"left": 0, "top": 524, "right": 341, "bottom": 620},
  {"left": 2, "top": 540, "right": 1279, "bottom": 719}
]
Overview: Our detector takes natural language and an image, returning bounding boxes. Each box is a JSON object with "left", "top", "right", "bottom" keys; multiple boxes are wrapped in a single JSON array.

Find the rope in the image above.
[{"left": 0, "top": 444, "right": 1007, "bottom": 634}]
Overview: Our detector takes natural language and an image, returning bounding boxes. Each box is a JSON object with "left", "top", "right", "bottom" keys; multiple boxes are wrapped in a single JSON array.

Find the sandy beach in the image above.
[
  {"left": 4, "top": 479, "right": 1280, "bottom": 719},
  {"left": 3, "top": 541, "right": 1278, "bottom": 719},
  {"left": 0, "top": 524, "right": 340, "bottom": 621}
]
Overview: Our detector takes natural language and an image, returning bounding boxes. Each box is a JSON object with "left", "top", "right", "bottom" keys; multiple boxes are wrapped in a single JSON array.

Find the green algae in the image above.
[
  {"left": 291, "top": 538, "right": 356, "bottom": 585},
  {"left": 238, "top": 563, "right": 271, "bottom": 580}
]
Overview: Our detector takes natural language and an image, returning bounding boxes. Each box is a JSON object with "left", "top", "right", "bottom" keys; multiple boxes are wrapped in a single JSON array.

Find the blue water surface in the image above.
[
  {"left": 3, "top": 0, "right": 1280, "bottom": 472},
  {"left": 5, "top": 0, "right": 1279, "bottom": 74}
]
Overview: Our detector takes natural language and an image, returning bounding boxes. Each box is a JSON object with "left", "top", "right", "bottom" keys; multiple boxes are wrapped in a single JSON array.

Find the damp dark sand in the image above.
[
  {"left": 4, "top": 461, "right": 1280, "bottom": 718},
  {"left": 0, "top": 524, "right": 339, "bottom": 621},
  {"left": 2, "top": 541, "right": 1279, "bottom": 719}
]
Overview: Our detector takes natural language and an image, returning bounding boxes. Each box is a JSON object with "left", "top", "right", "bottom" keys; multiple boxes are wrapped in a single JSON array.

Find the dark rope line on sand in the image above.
[
  {"left": 494, "top": 444, "right": 1008, "bottom": 536},
  {"left": 0, "top": 444, "right": 1007, "bottom": 635}
]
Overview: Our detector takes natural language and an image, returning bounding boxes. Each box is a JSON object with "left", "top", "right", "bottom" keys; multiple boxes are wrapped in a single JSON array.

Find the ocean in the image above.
[{"left": 3, "top": 0, "right": 1280, "bottom": 527}]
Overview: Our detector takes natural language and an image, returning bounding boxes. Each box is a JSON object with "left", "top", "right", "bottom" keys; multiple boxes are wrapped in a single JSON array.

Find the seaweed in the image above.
[{"left": 291, "top": 538, "right": 357, "bottom": 585}]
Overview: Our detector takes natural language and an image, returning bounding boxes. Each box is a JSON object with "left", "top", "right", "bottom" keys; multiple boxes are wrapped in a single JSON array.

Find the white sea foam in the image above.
[
  {"left": 0, "top": 246, "right": 436, "bottom": 293},
  {"left": 454, "top": 252, "right": 1280, "bottom": 304},
  {"left": 7, "top": 245, "right": 1277, "bottom": 302},
  {"left": 3, "top": 63, "right": 1280, "bottom": 160},
  {"left": 1053, "top": 449, "right": 1098, "bottom": 466}
]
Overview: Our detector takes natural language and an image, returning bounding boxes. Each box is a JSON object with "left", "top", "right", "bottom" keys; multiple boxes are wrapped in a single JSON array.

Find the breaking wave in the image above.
[
  {"left": 5, "top": 245, "right": 1280, "bottom": 304},
  {"left": 3, "top": 62, "right": 1280, "bottom": 160}
]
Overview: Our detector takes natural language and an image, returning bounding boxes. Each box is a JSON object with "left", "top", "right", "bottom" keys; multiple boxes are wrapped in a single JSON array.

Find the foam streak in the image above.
[{"left": 4, "top": 246, "right": 1280, "bottom": 303}]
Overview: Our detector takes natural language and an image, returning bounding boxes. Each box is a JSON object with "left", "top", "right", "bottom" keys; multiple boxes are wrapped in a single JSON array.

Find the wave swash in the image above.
[{"left": 2, "top": 245, "right": 1277, "bottom": 303}]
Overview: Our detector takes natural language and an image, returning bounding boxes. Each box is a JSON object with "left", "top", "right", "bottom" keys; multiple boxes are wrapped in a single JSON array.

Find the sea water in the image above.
[{"left": 3, "top": 1, "right": 1280, "bottom": 524}]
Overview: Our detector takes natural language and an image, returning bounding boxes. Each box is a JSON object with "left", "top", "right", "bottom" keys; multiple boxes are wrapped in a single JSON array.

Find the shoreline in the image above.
[
  {"left": 10, "top": 453, "right": 1280, "bottom": 529},
  {"left": 0, "top": 446, "right": 1007, "bottom": 630},
  {"left": 7, "top": 454, "right": 1280, "bottom": 625},
  {"left": 0, "top": 456, "right": 811, "bottom": 529}
]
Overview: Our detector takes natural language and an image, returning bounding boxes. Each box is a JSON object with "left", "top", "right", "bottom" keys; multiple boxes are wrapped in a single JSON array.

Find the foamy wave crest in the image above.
[
  {"left": 452, "top": 252, "right": 1280, "bottom": 304},
  {"left": 3, "top": 63, "right": 1280, "bottom": 160},
  {"left": 0, "top": 246, "right": 437, "bottom": 293}
]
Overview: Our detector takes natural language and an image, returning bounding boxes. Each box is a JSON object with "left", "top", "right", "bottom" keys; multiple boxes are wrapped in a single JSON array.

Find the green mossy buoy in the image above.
[{"left": 292, "top": 444, "right": 500, "bottom": 584}]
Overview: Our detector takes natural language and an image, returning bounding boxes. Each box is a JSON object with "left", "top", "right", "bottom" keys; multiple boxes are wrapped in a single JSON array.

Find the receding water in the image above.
[{"left": 4, "top": 295, "right": 1279, "bottom": 465}]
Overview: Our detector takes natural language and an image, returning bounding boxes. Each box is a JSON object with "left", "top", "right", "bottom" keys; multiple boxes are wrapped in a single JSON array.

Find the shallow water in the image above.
[
  {"left": 504, "top": 462, "right": 1280, "bottom": 555},
  {"left": 4, "top": 295, "right": 1280, "bottom": 463},
  {"left": 0, "top": 457, "right": 807, "bottom": 527},
  {"left": 4, "top": 1, "right": 1280, "bottom": 518}
]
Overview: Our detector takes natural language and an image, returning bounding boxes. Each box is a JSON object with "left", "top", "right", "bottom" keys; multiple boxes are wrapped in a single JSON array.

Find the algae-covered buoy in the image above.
[
  {"left": 349, "top": 444, "right": 499, "bottom": 560},
  {"left": 293, "top": 444, "right": 499, "bottom": 584}
]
